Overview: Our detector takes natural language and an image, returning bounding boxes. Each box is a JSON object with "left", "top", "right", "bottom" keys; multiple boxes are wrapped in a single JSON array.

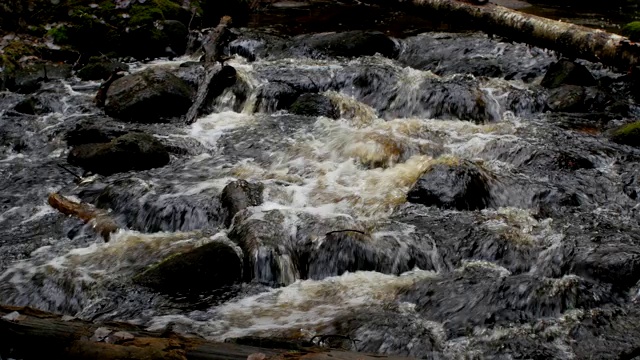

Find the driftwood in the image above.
[
  {"left": 369, "top": 0, "right": 640, "bottom": 70},
  {"left": 47, "top": 193, "right": 118, "bottom": 241},
  {"left": 186, "top": 16, "right": 235, "bottom": 125},
  {"left": 0, "top": 305, "right": 414, "bottom": 360}
]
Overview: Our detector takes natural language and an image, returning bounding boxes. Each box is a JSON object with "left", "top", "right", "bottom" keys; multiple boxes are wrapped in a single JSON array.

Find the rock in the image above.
[
  {"left": 540, "top": 59, "right": 596, "bottom": 89},
  {"left": 77, "top": 57, "right": 129, "bottom": 81},
  {"left": 94, "top": 178, "right": 225, "bottom": 232},
  {"left": 254, "top": 82, "right": 299, "bottom": 113},
  {"left": 14, "top": 94, "right": 57, "bottom": 115},
  {"left": 572, "top": 243, "right": 640, "bottom": 290},
  {"left": 407, "top": 160, "right": 491, "bottom": 211},
  {"left": 134, "top": 240, "right": 243, "bottom": 294},
  {"left": 157, "top": 20, "right": 188, "bottom": 56},
  {"left": 293, "top": 31, "right": 398, "bottom": 59},
  {"left": 546, "top": 85, "right": 586, "bottom": 112},
  {"left": 65, "top": 121, "right": 129, "bottom": 146},
  {"left": 11, "top": 63, "right": 72, "bottom": 94},
  {"left": 610, "top": 121, "right": 640, "bottom": 147},
  {"left": 399, "top": 266, "right": 620, "bottom": 338},
  {"left": 221, "top": 179, "right": 264, "bottom": 227},
  {"left": 307, "top": 230, "right": 378, "bottom": 280},
  {"left": 289, "top": 93, "right": 339, "bottom": 119},
  {"left": 104, "top": 67, "right": 194, "bottom": 122},
  {"left": 68, "top": 132, "right": 170, "bottom": 175},
  {"left": 569, "top": 306, "right": 640, "bottom": 359}
]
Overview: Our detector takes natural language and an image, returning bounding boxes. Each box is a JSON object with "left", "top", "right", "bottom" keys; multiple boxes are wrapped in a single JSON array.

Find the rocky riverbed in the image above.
[{"left": 2, "top": 0, "right": 640, "bottom": 359}]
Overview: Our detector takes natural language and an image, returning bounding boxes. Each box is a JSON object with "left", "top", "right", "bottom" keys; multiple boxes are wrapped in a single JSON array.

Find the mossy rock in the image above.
[
  {"left": 622, "top": 21, "right": 640, "bottom": 42},
  {"left": 77, "top": 57, "right": 129, "bottom": 81},
  {"left": 611, "top": 121, "right": 640, "bottom": 147}
]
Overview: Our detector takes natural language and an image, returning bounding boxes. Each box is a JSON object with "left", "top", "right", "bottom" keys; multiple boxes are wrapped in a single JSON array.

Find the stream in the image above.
[{"left": 1, "top": 19, "right": 640, "bottom": 359}]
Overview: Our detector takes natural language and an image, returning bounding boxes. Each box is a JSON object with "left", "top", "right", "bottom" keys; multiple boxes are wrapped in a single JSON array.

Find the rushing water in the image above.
[{"left": 1, "top": 27, "right": 640, "bottom": 358}]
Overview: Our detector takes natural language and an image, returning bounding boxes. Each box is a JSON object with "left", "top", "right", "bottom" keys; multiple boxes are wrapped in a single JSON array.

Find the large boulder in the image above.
[
  {"left": 134, "top": 240, "right": 243, "bottom": 294},
  {"left": 540, "top": 59, "right": 596, "bottom": 89},
  {"left": 104, "top": 67, "right": 194, "bottom": 122},
  {"left": 65, "top": 121, "right": 129, "bottom": 146},
  {"left": 407, "top": 160, "right": 491, "bottom": 210},
  {"left": 68, "top": 132, "right": 170, "bottom": 175}
]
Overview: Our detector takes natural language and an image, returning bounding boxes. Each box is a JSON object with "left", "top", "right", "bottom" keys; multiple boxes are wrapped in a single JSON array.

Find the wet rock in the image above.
[
  {"left": 293, "top": 31, "right": 398, "bottom": 59},
  {"left": 572, "top": 243, "right": 640, "bottom": 290},
  {"left": 254, "top": 83, "right": 300, "bottom": 113},
  {"left": 95, "top": 179, "right": 224, "bottom": 232},
  {"left": 289, "top": 93, "right": 339, "bottom": 119},
  {"left": 330, "top": 309, "right": 442, "bottom": 356},
  {"left": 307, "top": 230, "right": 378, "bottom": 280},
  {"left": 407, "top": 160, "right": 491, "bottom": 211},
  {"left": 13, "top": 94, "right": 59, "bottom": 115},
  {"left": 221, "top": 179, "right": 265, "bottom": 227},
  {"left": 134, "top": 240, "right": 243, "bottom": 294},
  {"left": 540, "top": 59, "right": 596, "bottom": 89},
  {"left": 546, "top": 85, "right": 586, "bottom": 112},
  {"left": 77, "top": 57, "right": 129, "bottom": 81},
  {"left": 229, "top": 208, "right": 440, "bottom": 286},
  {"left": 104, "top": 67, "right": 194, "bottom": 122},
  {"left": 398, "top": 32, "right": 553, "bottom": 81},
  {"left": 569, "top": 306, "right": 640, "bottom": 359},
  {"left": 68, "top": 132, "right": 170, "bottom": 175},
  {"left": 610, "top": 121, "right": 640, "bottom": 147},
  {"left": 399, "top": 266, "right": 619, "bottom": 338},
  {"left": 65, "top": 121, "right": 129, "bottom": 146},
  {"left": 391, "top": 205, "right": 540, "bottom": 274},
  {"left": 10, "top": 63, "right": 73, "bottom": 94}
]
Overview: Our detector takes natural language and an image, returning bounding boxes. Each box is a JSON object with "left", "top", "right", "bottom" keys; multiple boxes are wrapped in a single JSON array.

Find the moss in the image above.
[
  {"left": 47, "top": 25, "right": 70, "bottom": 44},
  {"left": 622, "top": 21, "right": 640, "bottom": 41},
  {"left": 611, "top": 121, "right": 640, "bottom": 147},
  {"left": 0, "top": 41, "right": 38, "bottom": 74},
  {"left": 130, "top": 4, "right": 164, "bottom": 26}
]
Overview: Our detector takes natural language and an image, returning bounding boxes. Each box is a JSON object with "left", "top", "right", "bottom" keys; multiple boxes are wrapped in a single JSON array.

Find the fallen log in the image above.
[
  {"left": 186, "top": 16, "right": 235, "bottom": 125},
  {"left": 0, "top": 305, "right": 414, "bottom": 360},
  {"left": 368, "top": 0, "right": 640, "bottom": 70},
  {"left": 47, "top": 193, "right": 119, "bottom": 241}
]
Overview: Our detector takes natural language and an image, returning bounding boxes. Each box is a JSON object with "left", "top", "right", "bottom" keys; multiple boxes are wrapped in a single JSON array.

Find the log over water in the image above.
[
  {"left": 370, "top": 0, "right": 640, "bottom": 70},
  {"left": 0, "top": 305, "right": 413, "bottom": 360}
]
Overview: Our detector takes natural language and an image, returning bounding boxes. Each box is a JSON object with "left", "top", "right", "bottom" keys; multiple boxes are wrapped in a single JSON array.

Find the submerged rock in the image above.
[
  {"left": 293, "top": 31, "right": 398, "bottom": 59},
  {"left": 134, "top": 240, "right": 243, "bottom": 295},
  {"left": 407, "top": 160, "right": 491, "bottom": 211},
  {"left": 68, "top": 132, "right": 170, "bottom": 175},
  {"left": 289, "top": 93, "right": 339, "bottom": 118},
  {"left": 399, "top": 266, "right": 619, "bottom": 338},
  {"left": 104, "top": 67, "right": 193, "bottom": 122},
  {"left": 540, "top": 59, "right": 596, "bottom": 89},
  {"left": 95, "top": 178, "right": 225, "bottom": 232},
  {"left": 221, "top": 179, "right": 265, "bottom": 227}
]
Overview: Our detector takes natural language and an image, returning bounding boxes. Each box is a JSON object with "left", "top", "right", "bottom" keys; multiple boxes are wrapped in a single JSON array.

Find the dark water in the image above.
[{"left": 1, "top": 24, "right": 640, "bottom": 358}]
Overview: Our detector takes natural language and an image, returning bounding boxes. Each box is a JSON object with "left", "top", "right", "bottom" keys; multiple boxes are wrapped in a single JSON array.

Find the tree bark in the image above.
[
  {"left": 0, "top": 305, "right": 413, "bottom": 360},
  {"left": 47, "top": 193, "right": 118, "bottom": 241},
  {"left": 371, "top": 0, "right": 640, "bottom": 70},
  {"left": 186, "top": 16, "right": 235, "bottom": 125}
]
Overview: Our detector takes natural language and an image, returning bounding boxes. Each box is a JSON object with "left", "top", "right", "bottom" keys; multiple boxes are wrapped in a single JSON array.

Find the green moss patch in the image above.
[
  {"left": 611, "top": 121, "right": 640, "bottom": 147},
  {"left": 622, "top": 21, "right": 640, "bottom": 41}
]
